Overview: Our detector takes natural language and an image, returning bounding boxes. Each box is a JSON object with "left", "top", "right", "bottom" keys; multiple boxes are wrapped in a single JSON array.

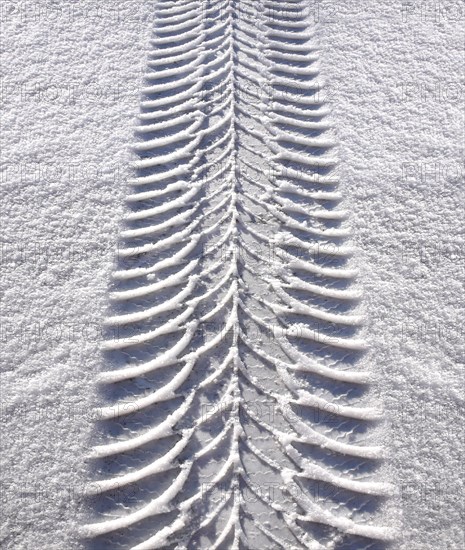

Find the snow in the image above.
[{"left": 0, "top": 1, "right": 463, "bottom": 549}]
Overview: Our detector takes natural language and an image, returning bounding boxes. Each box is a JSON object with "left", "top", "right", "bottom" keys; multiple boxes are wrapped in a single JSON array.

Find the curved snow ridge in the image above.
[{"left": 86, "top": 0, "right": 391, "bottom": 548}]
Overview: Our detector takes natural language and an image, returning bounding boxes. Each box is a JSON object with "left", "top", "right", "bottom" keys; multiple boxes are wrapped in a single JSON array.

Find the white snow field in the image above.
[{"left": 0, "top": 1, "right": 463, "bottom": 550}]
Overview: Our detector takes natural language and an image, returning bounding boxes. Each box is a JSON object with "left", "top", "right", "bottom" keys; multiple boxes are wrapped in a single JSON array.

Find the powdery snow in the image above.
[{"left": 0, "top": 1, "right": 463, "bottom": 549}]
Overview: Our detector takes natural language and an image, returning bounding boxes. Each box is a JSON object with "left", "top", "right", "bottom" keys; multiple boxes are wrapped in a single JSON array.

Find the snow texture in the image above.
[{"left": 0, "top": 1, "right": 463, "bottom": 550}]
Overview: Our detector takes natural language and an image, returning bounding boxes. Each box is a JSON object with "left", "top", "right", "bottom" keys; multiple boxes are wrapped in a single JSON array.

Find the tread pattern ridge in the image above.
[{"left": 85, "top": 1, "right": 391, "bottom": 549}]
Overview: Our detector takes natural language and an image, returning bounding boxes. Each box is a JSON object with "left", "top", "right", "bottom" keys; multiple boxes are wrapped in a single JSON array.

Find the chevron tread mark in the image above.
[{"left": 84, "top": 1, "right": 392, "bottom": 549}]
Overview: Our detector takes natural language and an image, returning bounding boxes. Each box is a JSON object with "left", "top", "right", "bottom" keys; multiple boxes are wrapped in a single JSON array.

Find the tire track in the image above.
[{"left": 84, "top": 1, "right": 392, "bottom": 548}]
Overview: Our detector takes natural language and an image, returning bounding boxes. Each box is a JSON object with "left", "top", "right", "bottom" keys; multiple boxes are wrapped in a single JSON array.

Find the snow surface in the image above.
[{"left": 0, "top": 1, "right": 463, "bottom": 549}]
